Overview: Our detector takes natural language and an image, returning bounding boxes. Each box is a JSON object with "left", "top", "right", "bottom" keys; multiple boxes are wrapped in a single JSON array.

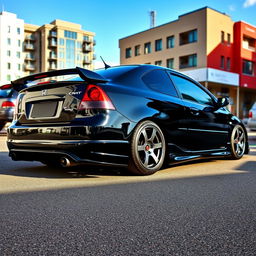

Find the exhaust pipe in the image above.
[{"left": 60, "top": 157, "right": 71, "bottom": 167}]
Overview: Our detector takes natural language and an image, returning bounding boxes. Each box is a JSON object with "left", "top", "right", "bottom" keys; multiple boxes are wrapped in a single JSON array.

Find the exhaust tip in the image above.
[{"left": 60, "top": 157, "right": 71, "bottom": 167}]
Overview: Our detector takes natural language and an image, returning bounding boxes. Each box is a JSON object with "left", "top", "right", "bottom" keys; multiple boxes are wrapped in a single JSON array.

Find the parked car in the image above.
[
  {"left": 0, "top": 85, "right": 18, "bottom": 131},
  {"left": 5, "top": 65, "right": 249, "bottom": 175},
  {"left": 248, "top": 102, "right": 256, "bottom": 130}
]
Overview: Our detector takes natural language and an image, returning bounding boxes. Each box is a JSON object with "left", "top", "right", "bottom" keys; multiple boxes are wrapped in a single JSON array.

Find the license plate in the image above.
[{"left": 30, "top": 101, "right": 58, "bottom": 118}]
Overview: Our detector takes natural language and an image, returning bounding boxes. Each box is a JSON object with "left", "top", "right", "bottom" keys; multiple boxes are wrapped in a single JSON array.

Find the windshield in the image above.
[{"left": 0, "top": 89, "right": 12, "bottom": 98}]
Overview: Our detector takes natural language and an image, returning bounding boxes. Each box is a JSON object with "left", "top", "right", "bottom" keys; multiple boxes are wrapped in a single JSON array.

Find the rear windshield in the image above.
[{"left": 0, "top": 89, "right": 12, "bottom": 98}]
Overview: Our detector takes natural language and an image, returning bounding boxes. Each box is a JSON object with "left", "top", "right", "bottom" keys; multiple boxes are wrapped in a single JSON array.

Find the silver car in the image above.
[
  {"left": 0, "top": 86, "right": 18, "bottom": 131},
  {"left": 248, "top": 102, "right": 256, "bottom": 131}
]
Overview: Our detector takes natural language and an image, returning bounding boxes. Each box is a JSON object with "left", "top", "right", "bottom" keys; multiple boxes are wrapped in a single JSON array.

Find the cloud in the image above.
[{"left": 243, "top": 0, "right": 256, "bottom": 8}]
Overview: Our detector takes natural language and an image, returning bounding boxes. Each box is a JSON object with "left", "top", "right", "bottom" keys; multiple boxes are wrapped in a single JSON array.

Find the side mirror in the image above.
[{"left": 217, "top": 97, "right": 229, "bottom": 108}]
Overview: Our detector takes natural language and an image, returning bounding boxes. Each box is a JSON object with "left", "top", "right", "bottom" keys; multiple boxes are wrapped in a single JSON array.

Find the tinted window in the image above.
[
  {"left": 171, "top": 74, "right": 214, "bottom": 105},
  {"left": 142, "top": 70, "right": 178, "bottom": 97},
  {"left": 0, "top": 89, "right": 12, "bottom": 98}
]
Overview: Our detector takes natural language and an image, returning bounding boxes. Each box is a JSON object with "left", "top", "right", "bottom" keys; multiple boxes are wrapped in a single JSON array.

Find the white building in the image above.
[{"left": 0, "top": 11, "right": 24, "bottom": 85}]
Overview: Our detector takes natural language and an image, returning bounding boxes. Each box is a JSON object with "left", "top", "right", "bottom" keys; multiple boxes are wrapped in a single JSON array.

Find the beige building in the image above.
[
  {"left": 119, "top": 7, "right": 243, "bottom": 116},
  {"left": 24, "top": 19, "right": 95, "bottom": 75}
]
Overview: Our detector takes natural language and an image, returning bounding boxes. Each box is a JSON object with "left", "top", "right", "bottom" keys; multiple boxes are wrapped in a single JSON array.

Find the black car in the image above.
[
  {"left": 0, "top": 85, "right": 18, "bottom": 131},
  {"left": 5, "top": 65, "right": 249, "bottom": 175}
]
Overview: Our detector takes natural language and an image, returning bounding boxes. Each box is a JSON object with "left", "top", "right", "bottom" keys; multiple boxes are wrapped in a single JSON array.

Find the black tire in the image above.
[
  {"left": 230, "top": 124, "right": 246, "bottom": 159},
  {"left": 128, "top": 120, "right": 166, "bottom": 175},
  {"left": 0, "top": 122, "right": 6, "bottom": 132}
]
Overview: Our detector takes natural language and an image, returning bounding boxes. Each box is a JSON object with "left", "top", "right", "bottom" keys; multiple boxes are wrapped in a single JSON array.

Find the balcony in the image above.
[
  {"left": 49, "top": 64, "right": 57, "bottom": 71},
  {"left": 25, "top": 35, "right": 36, "bottom": 41},
  {"left": 83, "top": 57, "right": 92, "bottom": 65},
  {"left": 25, "top": 55, "right": 36, "bottom": 61},
  {"left": 24, "top": 64, "right": 36, "bottom": 71},
  {"left": 83, "top": 45, "right": 93, "bottom": 52},
  {"left": 49, "top": 52, "right": 57, "bottom": 60},
  {"left": 24, "top": 44, "right": 35, "bottom": 51},
  {"left": 49, "top": 40, "right": 57, "bottom": 47},
  {"left": 49, "top": 31, "right": 57, "bottom": 38}
]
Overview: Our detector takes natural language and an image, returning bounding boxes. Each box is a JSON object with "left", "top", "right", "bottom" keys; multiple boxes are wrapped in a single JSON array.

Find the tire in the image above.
[
  {"left": 128, "top": 120, "right": 166, "bottom": 175},
  {"left": 0, "top": 122, "right": 6, "bottom": 132},
  {"left": 230, "top": 124, "right": 246, "bottom": 159}
]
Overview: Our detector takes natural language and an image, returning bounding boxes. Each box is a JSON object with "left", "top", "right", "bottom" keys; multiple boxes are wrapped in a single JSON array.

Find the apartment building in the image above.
[
  {"left": 0, "top": 12, "right": 24, "bottom": 84},
  {"left": 119, "top": 7, "right": 256, "bottom": 118},
  {"left": 0, "top": 11, "right": 95, "bottom": 85}
]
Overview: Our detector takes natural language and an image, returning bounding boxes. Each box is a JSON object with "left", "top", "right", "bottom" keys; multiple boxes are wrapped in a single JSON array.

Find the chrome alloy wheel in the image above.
[
  {"left": 135, "top": 123, "right": 165, "bottom": 170},
  {"left": 231, "top": 125, "right": 246, "bottom": 159}
]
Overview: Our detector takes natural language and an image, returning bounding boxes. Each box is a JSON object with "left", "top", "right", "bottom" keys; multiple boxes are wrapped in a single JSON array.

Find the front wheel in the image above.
[
  {"left": 230, "top": 125, "right": 246, "bottom": 159},
  {"left": 128, "top": 121, "right": 166, "bottom": 175}
]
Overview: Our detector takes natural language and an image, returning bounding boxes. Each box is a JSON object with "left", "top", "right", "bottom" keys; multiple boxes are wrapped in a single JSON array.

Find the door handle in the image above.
[{"left": 190, "top": 108, "right": 200, "bottom": 116}]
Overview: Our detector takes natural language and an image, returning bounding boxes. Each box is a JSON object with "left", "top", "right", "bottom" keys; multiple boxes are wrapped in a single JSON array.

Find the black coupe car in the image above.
[{"left": 3, "top": 65, "right": 249, "bottom": 175}]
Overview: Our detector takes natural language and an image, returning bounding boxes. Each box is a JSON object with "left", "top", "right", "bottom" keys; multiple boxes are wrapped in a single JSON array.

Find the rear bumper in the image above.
[
  {"left": 0, "top": 108, "right": 14, "bottom": 123},
  {"left": 8, "top": 139, "right": 130, "bottom": 167},
  {"left": 248, "top": 119, "right": 256, "bottom": 130}
]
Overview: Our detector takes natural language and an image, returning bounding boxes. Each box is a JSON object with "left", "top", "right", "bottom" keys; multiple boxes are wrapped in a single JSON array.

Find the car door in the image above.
[{"left": 169, "top": 73, "right": 230, "bottom": 151}]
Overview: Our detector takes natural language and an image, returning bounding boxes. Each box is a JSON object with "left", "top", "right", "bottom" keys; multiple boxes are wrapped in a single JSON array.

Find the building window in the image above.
[
  {"left": 243, "top": 60, "right": 254, "bottom": 75},
  {"left": 7, "top": 50, "right": 11, "bottom": 57},
  {"left": 17, "top": 52, "right": 21, "bottom": 58},
  {"left": 7, "top": 63, "right": 11, "bottom": 69},
  {"left": 167, "top": 36, "right": 174, "bottom": 49},
  {"left": 227, "top": 57, "right": 231, "bottom": 71},
  {"left": 155, "top": 60, "right": 162, "bottom": 66},
  {"left": 155, "top": 39, "right": 162, "bottom": 51},
  {"left": 7, "top": 38, "right": 11, "bottom": 45},
  {"left": 166, "top": 58, "right": 174, "bottom": 69},
  {"left": 135, "top": 45, "right": 140, "bottom": 56},
  {"left": 18, "top": 40, "right": 21, "bottom": 47},
  {"left": 7, "top": 75, "right": 11, "bottom": 81},
  {"left": 17, "top": 27, "right": 21, "bottom": 35},
  {"left": 144, "top": 42, "right": 151, "bottom": 54},
  {"left": 8, "top": 26, "right": 11, "bottom": 33},
  {"left": 125, "top": 47, "right": 132, "bottom": 58},
  {"left": 59, "top": 38, "right": 65, "bottom": 46},
  {"left": 180, "top": 29, "right": 197, "bottom": 45},
  {"left": 227, "top": 33, "right": 231, "bottom": 45},
  {"left": 220, "top": 56, "right": 225, "bottom": 69},
  {"left": 18, "top": 64, "right": 21, "bottom": 71},
  {"left": 179, "top": 54, "right": 197, "bottom": 69},
  {"left": 243, "top": 36, "right": 256, "bottom": 51},
  {"left": 221, "top": 31, "right": 225, "bottom": 43},
  {"left": 64, "top": 30, "right": 77, "bottom": 39}
]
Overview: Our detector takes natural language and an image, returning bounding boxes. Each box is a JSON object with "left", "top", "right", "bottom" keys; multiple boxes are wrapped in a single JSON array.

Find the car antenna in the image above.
[{"left": 100, "top": 56, "right": 111, "bottom": 70}]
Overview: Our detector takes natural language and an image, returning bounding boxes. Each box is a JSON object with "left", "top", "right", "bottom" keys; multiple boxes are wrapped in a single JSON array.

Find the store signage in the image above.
[{"left": 182, "top": 68, "right": 239, "bottom": 86}]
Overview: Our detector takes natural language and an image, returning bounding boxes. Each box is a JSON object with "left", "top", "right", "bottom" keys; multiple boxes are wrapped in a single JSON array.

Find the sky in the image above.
[{"left": 1, "top": 0, "right": 256, "bottom": 68}]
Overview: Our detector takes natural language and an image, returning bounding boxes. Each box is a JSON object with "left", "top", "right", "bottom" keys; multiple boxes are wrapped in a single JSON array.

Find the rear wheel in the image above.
[
  {"left": 128, "top": 121, "right": 166, "bottom": 175},
  {"left": 230, "top": 125, "right": 246, "bottom": 159}
]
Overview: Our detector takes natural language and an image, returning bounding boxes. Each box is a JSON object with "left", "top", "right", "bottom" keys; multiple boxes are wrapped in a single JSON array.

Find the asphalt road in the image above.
[{"left": 0, "top": 133, "right": 256, "bottom": 255}]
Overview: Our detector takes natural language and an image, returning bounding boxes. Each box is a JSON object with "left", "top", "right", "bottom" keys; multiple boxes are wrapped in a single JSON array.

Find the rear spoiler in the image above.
[{"left": 1, "top": 67, "right": 108, "bottom": 91}]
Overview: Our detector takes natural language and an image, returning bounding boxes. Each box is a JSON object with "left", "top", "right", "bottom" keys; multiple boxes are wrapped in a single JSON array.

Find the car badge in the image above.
[{"left": 42, "top": 89, "right": 48, "bottom": 96}]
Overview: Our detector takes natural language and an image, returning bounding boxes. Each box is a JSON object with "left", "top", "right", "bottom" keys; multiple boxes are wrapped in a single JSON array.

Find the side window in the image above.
[
  {"left": 170, "top": 74, "right": 214, "bottom": 106},
  {"left": 142, "top": 70, "right": 178, "bottom": 97}
]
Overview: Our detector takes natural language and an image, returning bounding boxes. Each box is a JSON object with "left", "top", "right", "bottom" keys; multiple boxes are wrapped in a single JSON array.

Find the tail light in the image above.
[
  {"left": 249, "top": 111, "right": 253, "bottom": 118},
  {"left": 1, "top": 101, "right": 15, "bottom": 108},
  {"left": 79, "top": 84, "right": 115, "bottom": 110},
  {"left": 0, "top": 84, "right": 13, "bottom": 90}
]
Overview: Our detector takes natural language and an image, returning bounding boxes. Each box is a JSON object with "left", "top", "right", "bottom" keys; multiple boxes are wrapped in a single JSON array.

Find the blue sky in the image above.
[{"left": 1, "top": 0, "right": 256, "bottom": 67}]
